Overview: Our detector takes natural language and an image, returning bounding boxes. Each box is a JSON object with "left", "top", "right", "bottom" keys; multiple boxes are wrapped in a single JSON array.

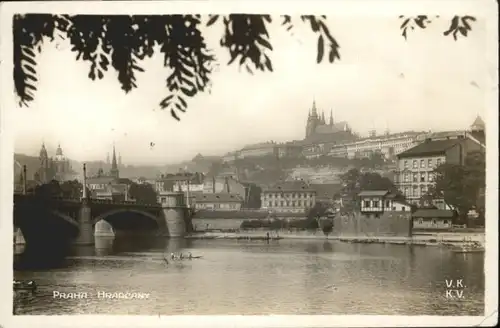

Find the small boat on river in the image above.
[
  {"left": 14, "top": 280, "right": 37, "bottom": 291},
  {"left": 451, "top": 241, "right": 485, "bottom": 253}
]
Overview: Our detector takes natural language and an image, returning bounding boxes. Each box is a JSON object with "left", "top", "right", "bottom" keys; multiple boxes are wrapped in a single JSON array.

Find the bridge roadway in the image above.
[{"left": 13, "top": 192, "right": 190, "bottom": 267}]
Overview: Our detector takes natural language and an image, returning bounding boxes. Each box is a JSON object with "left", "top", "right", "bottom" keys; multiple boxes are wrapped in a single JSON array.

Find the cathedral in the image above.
[
  {"left": 304, "top": 100, "right": 357, "bottom": 144},
  {"left": 35, "top": 143, "right": 73, "bottom": 183}
]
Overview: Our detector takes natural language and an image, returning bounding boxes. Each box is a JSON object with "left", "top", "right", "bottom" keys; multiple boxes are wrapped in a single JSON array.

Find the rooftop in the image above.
[
  {"left": 191, "top": 193, "right": 244, "bottom": 203},
  {"left": 397, "top": 139, "right": 462, "bottom": 159},
  {"left": 263, "top": 180, "right": 315, "bottom": 192},
  {"left": 358, "top": 190, "right": 391, "bottom": 197},
  {"left": 412, "top": 209, "right": 457, "bottom": 218}
]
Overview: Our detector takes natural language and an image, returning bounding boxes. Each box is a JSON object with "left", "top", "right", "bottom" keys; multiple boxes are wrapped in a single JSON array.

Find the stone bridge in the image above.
[{"left": 14, "top": 192, "right": 191, "bottom": 249}]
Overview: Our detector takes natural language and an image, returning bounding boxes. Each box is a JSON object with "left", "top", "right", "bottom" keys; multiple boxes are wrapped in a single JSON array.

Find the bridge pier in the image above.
[
  {"left": 74, "top": 200, "right": 94, "bottom": 245},
  {"left": 159, "top": 192, "right": 188, "bottom": 237}
]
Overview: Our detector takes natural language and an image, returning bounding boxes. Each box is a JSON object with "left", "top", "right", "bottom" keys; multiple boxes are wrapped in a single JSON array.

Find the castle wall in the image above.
[{"left": 331, "top": 211, "right": 412, "bottom": 237}]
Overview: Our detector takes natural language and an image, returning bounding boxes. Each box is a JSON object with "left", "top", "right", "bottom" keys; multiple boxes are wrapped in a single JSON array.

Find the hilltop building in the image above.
[{"left": 304, "top": 100, "right": 357, "bottom": 144}]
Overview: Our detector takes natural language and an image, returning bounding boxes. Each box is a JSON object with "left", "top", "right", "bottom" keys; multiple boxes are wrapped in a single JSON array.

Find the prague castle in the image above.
[{"left": 304, "top": 100, "right": 357, "bottom": 144}]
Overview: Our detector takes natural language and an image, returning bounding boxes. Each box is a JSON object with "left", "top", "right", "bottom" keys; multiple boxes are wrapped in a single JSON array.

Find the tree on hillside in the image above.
[
  {"left": 15, "top": 14, "right": 475, "bottom": 118},
  {"left": 128, "top": 182, "right": 158, "bottom": 204},
  {"left": 339, "top": 168, "right": 399, "bottom": 211},
  {"left": 427, "top": 150, "right": 485, "bottom": 223}
]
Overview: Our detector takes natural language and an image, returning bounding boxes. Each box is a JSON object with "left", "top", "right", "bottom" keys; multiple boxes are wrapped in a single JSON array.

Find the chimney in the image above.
[{"left": 212, "top": 176, "right": 216, "bottom": 193}]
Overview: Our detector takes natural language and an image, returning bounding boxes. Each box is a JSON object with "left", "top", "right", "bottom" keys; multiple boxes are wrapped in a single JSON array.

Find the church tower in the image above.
[
  {"left": 38, "top": 143, "right": 50, "bottom": 183},
  {"left": 109, "top": 144, "right": 120, "bottom": 179},
  {"left": 305, "top": 99, "right": 319, "bottom": 138},
  {"left": 329, "top": 110, "right": 334, "bottom": 126}
]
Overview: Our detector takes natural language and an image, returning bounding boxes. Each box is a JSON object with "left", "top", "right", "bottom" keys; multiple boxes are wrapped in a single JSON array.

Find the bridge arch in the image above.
[
  {"left": 49, "top": 210, "right": 79, "bottom": 227},
  {"left": 92, "top": 208, "right": 162, "bottom": 230}
]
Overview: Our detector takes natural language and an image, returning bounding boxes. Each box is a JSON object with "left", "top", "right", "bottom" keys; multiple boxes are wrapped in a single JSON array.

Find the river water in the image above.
[{"left": 14, "top": 237, "right": 484, "bottom": 315}]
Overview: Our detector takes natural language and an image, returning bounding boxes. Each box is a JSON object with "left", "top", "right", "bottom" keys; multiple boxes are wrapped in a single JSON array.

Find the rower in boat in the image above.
[
  {"left": 14, "top": 280, "right": 37, "bottom": 292},
  {"left": 188, "top": 252, "right": 192, "bottom": 260},
  {"left": 170, "top": 253, "right": 175, "bottom": 261}
]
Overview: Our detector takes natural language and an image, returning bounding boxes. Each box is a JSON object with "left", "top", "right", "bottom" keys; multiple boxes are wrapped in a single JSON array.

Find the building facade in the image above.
[
  {"left": 358, "top": 190, "right": 411, "bottom": 215},
  {"left": 344, "top": 131, "right": 424, "bottom": 159},
  {"left": 395, "top": 135, "right": 484, "bottom": 205},
  {"left": 412, "top": 209, "right": 456, "bottom": 231},
  {"left": 191, "top": 193, "right": 244, "bottom": 210},
  {"left": 260, "top": 180, "right": 316, "bottom": 213}
]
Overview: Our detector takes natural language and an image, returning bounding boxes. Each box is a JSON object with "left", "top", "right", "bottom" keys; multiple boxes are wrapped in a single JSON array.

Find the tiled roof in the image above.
[
  {"left": 397, "top": 139, "right": 462, "bottom": 159},
  {"left": 191, "top": 193, "right": 243, "bottom": 203},
  {"left": 470, "top": 115, "right": 485, "bottom": 129},
  {"left": 468, "top": 131, "right": 485, "bottom": 146},
  {"left": 412, "top": 209, "right": 456, "bottom": 218},
  {"left": 263, "top": 180, "right": 315, "bottom": 192},
  {"left": 358, "top": 190, "right": 390, "bottom": 197}
]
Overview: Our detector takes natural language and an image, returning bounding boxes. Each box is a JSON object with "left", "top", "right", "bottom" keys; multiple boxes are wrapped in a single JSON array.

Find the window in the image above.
[
  {"left": 413, "top": 185, "right": 419, "bottom": 198},
  {"left": 385, "top": 200, "right": 391, "bottom": 208},
  {"left": 402, "top": 206, "right": 406, "bottom": 211},
  {"left": 404, "top": 160, "right": 409, "bottom": 168},
  {"left": 291, "top": 201, "right": 296, "bottom": 207},
  {"left": 364, "top": 200, "right": 371, "bottom": 207},
  {"left": 420, "top": 159, "right": 425, "bottom": 168},
  {"left": 437, "top": 158, "right": 442, "bottom": 166},
  {"left": 274, "top": 201, "right": 278, "bottom": 207},
  {"left": 161, "top": 197, "right": 166, "bottom": 203},
  {"left": 298, "top": 200, "right": 302, "bottom": 206},
  {"left": 413, "top": 173, "right": 418, "bottom": 182},
  {"left": 268, "top": 201, "right": 272, "bottom": 207},
  {"left": 443, "top": 220, "right": 448, "bottom": 225},
  {"left": 373, "top": 201, "right": 379, "bottom": 208},
  {"left": 418, "top": 219, "right": 423, "bottom": 224},
  {"left": 428, "top": 159, "right": 433, "bottom": 168},
  {"left": 432, "top": 219, "right": 437, "bottom": 225},
  {"left": 280, "top": 201, "right": 284, "bottom": 206},
  {"left": 428, "top": 172, "right": 434, "bottom": 182},
  {"left": 420, "top": 186, "right": 426, "bottom": 196},
  {"left": 404, "top": 187, "right": 409, "bottom": 196},
  {"left": 413, "top": 160, "right": 418, "bottom": 169},
  {"left": 420, "top": 172, "right": 426, "bottom": 182},
  {"left": 286, "top": 201, "right": 290, "bottom": 206},
  {"left": 404, "top": 173, "right": 409, "bottom": 182}
]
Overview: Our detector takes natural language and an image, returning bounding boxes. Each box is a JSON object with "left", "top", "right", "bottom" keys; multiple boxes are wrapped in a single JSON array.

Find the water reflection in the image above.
[{"left": 14, "top": 238, "right": 484, "bottom": 316}]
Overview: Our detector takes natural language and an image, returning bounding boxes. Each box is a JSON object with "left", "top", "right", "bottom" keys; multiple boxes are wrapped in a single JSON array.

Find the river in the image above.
[{"left": 14, "top": 236, "right": 484, "bottom": 315}]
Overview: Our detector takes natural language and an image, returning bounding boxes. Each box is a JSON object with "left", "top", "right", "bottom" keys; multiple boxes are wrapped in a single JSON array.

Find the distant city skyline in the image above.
[{"left": 11, "top": 15, "right": 489, "bottom": 165}]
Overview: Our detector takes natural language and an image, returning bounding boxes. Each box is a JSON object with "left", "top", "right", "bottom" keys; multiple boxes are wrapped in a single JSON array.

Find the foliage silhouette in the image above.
[
  {"left": 427, "top": 150, "right": 485, "bottom": 222},
  {"left": 14, "top": 14, "right": 475, "bottom": 120}
]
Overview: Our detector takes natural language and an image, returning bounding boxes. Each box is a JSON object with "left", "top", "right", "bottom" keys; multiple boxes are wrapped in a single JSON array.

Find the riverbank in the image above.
[{"left": 186, "top": 230, "right": 485, "bottom": 247}]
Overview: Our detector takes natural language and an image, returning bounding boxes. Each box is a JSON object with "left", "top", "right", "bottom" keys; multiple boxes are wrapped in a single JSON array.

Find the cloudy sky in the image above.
[{"left": 6, "top": 2, "right": 494, "bottom": 165}]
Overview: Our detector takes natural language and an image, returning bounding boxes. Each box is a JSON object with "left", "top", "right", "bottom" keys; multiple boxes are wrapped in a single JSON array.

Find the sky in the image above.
[{"left": 10, "top": 13, "right": 492, "bottom": 165}]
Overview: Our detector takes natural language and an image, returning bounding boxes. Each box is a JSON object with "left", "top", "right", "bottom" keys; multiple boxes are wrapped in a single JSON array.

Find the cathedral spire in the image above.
[
  {"left": 311, "top": 99, "right": 318, "bottom": 117},
  {"left": 321, "top": 111, "right": 325, "bottom": 124},
  {"left": 329, "top": 110, "right": 334, "bottom": 125},
  {"left": 110, "top": 143, "right": 119, "bottom": 179}
]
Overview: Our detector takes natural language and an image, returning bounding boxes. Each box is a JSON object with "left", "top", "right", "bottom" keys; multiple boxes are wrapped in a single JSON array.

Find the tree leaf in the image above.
[
  {"left": 206, "top": 15, "right": 219, "bottom": 26},
  {"left": 316, "top": 35, "right": 324, "bottom": 63}
]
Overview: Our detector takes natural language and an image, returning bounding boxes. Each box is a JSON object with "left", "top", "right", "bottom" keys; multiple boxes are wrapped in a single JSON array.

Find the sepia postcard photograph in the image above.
[{"left": 0, "top": 0, "right": 498, "bottom": 327}]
